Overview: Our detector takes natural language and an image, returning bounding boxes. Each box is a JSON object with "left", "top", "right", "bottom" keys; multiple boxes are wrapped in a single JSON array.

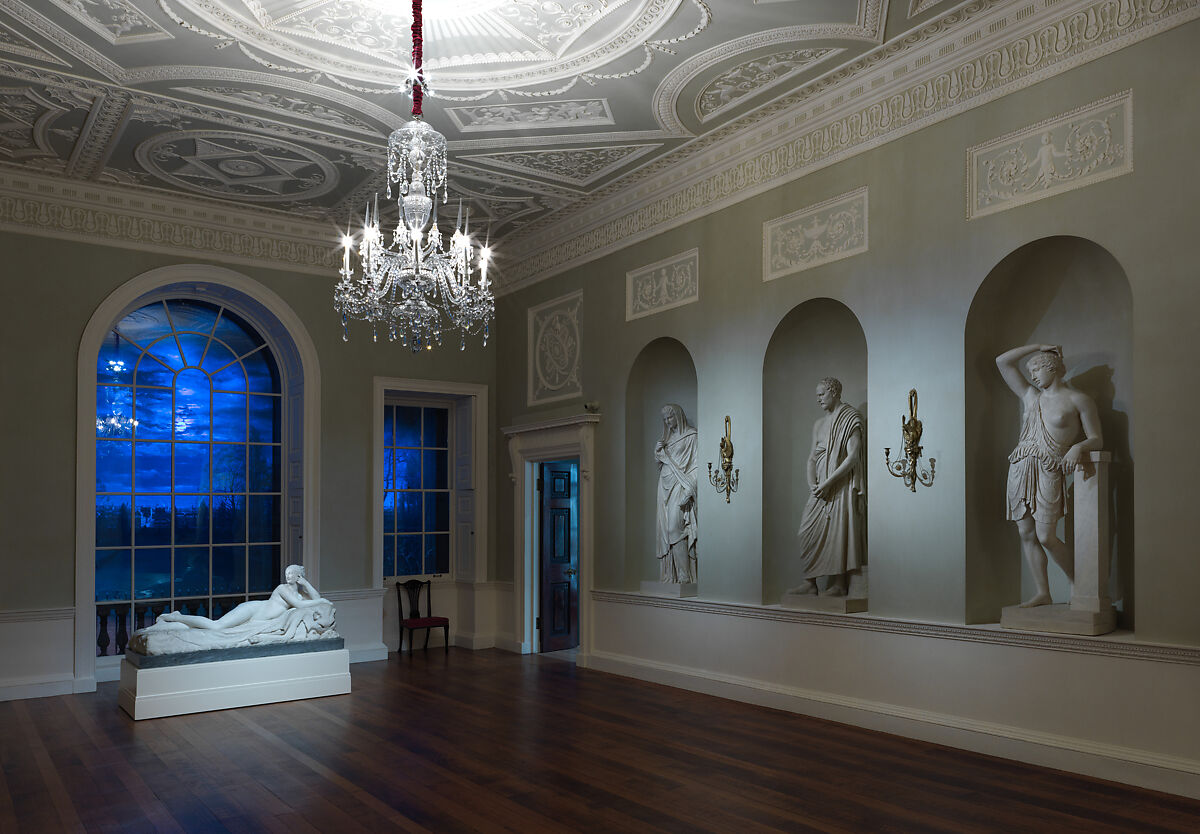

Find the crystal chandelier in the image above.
[
  {"left": 334, "top": 0, "right": 493, "bottom": 351},
  {"left": 96, "top": 360, "right": 139, "bottom": 436}
]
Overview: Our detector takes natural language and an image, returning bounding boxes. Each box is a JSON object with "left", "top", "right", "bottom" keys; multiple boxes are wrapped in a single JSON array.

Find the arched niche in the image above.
[
  {"left": 762, "top": 299, "right": 867, "bottom": 604},
  {"left": 965, "top": 236, "right": 1133, "bottom": 625},
  {"left": 624, "top": 338, "right": 698, "bottom": 587}
]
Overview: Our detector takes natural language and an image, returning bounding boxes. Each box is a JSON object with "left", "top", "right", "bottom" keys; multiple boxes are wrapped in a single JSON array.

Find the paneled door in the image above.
[{"left": 539, "top": 460, "right": 579, "bottom": 652}]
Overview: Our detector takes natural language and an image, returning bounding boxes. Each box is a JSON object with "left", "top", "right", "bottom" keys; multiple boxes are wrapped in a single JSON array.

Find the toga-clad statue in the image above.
[
  {"left": 996, "top": 344, "right": 1102, "bottom": 608},
  {"left": 655, "top": 403, "right": 699, "bottom": 584},
  {"left": 128, "top": 564, "right": 339, "bottom": 655},
  {"left": 787, "top": 378, "right": 865, "bottom": 597}
]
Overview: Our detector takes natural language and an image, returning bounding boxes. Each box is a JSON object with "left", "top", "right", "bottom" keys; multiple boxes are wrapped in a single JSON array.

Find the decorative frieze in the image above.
[
  {"left": 528, "top": 290, "right": 583, "bottom": 407},
  {"left": 967, "top": 90, "right": 1133, "bottom": 220},
  {"left": 447, "top": 101, "right": 614, "bottom": 133},
  {"left": 763, "top": 187, "right": 868, "bottom": 282},
  {"left": 626, "top": 248, "right": 699, "bottom": 321}
]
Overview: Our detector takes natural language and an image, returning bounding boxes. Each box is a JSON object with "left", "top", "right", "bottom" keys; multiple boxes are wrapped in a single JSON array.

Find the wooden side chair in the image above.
[{"left": 396, "top": 579, "right": 449, "bottom": 653}]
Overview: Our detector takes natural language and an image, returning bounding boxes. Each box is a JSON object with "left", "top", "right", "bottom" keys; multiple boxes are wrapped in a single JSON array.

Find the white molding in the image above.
[
  {"left": 587, "top": 649, "right": 1200, "bottom": 797},
  {"left": 498, "top": 0, "right": 1200, "bottom": 292},
  {"left": 762, "top": 186, "right": 869, "bottom": 281},
  {"left": 75, "top": 264, "right": 323, "bottom": 691},
  {"left": 0, "top": 607, "right": 73, "bottom": 623},
  {"left": 503, "top": 414, "right": 600, "bottom": 656},
  {"left": 592, "top": 590, "right": 1200, "bottom": 667},
  {"left": 323, "top": 588, "right": 387, "bottom": 602},
  {"left": 0, "top": 607, "right": 78, "bottom": 700},
  {"left": 626, "top": 247, "right": 700, "bottom": 321},
  {"left": 0, "top": 674, "right": 76, "bottom": 703},
  {"left": 527, "top": 289, "right": 584, "bottom": 406}
]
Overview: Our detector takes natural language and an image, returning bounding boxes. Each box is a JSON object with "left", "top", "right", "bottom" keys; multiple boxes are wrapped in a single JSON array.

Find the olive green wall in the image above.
[
  {"left": 494, "top": 22, "right": 1200, "bottom": 643},
  {"left": 0, "top": 237, "right": 496, "bottom": 610}
]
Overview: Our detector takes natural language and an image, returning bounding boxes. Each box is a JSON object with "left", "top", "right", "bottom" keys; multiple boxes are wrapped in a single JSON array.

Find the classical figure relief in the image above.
[
  {"left": 655, "top": 404, "right": 699, "bottom": 584},
  {"left": 996, "top": 344, "right": 1103, "bottom": 608},
  {"left": 787, "top": 378, "right": 865, "bottom": 597}
]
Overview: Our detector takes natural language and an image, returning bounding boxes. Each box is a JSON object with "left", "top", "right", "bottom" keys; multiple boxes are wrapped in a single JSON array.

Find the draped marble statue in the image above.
[
  {"left": 655, "top": 403, "right": 699, "bottom": 583},
  {"left": 996, "top": 344, "right": 1102, "bottom": 608},
  {"left": 787, "top": 378, "right": 865, "bottom": 597},
  {"left": 128, "top": 564, "right": 339, "bottom": 655}
]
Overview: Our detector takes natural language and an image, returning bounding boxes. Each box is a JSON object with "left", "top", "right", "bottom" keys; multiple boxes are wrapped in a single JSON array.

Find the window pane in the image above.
[
  {"left": 134, "top": 442, "right": 172, "bottom": 493},
  {"left": 212, "top": 546, "right": 246, "bottom": 595},
  {"left": 384, "top": 535, "right": 396, "bottom": 577},
  {"left": 248, "top": 495, "right": 280, "bottom": 543},
  {"left": 96, "top": 386, "right": 134, "bottom": 438},
  {"left": 383, "top": 492, "right": 396, "bottom": 533},
  {"left": 248, "top": 395, "right": 280, "bottom": 443},
  {"left": 212, "top": 393, "right": 247, "bottom": 442},
  {"left": 172, "top": 494, "right": 209, "bottom": 546},
  {"left": 174, "top": 444, "right": 210, "bottom": 493},
  {"left": 135, "top": 494, "right": 172, "bottom": 546},
  {"left": 397, "top": 493, "right": 421, "bottom": 533},
  {"left": 423, "top": 407, "right": 448, "bottom": 447},
  {"left": 248, "top": 545, "right": 280, "bottom": 593},
  {"left": 243, "top": 348, "right": 280, "bottom": 393},
  {"left": 174, "top": 369, "right": 211, "bottom": 441},
  {"left": 146, "top": 335, "right": 185, "bottom": 371},
  {"left": 423, "top": 450, "right": 448, "bottom": 490},
  {"left": 249, "top": 445, "right": 280, "bottom": 493},
  {"left": 116, "top": 302, "right": 172, "bottom": 349},
  {"left": 211, "top": 361, "right": 247, "bottom": 392},
  {"left": 176, "top": 333, "right": 210, "bottom": 368},
  {"left": 212, "top": 444, "right": 246, "bottom": 493},
  {"left": 96, "top": 496, "right": 132, "bottom": 547},
  {"left": 394, "top": 406, "right": 420, "bottom": 446},
  {"left": 212, "top": 309, "right": 264, "bottom": 359},
  {"left": 96, "top": 440, "right": 132, "bottom": 492},
  {"left": 202, "top": 340, "right": 237, "bottom": 375},
  {"left": 424, "top": 492, "right": 449, "bottom": 532},
  {"left": 425, "top": 533, "right": 449, "bottom": 575},
  {"left": 174, "top": 548, "right": 209, "bottom": 597},
  {"left": 396, "top": 535, "right": 422, "bottom": 576},
  {"left": 96, "top": 549, "right": 131, "bottom": 602},
  {"left": 383, "top": 448, "right": 394, "bottom": 489},
  {"left": 165, "top": 299, "right": 218, "bottom": 336},
  {"left": 212, "top": 495, "right": 246, "bottom": 543},
  {"left": 97, "top": 333, "right": 141, "bottom": 383},
  {"left": 134, "top": 355, "right": 174, "bottom": 388},
  {"left": 395, "top": 449, "right": 420, "bottom": 490},
  {"left": 134, "top": 548, "right": 171, "bottom": 599},
  {"left": 384, "top": 405, "right": 394, "bottom": 447},
  {"left": 134, "top": 388, "right": 173, "bottom": 439}
]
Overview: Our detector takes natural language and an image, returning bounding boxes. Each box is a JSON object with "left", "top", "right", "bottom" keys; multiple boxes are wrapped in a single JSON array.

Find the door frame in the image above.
[{"left": 504, "top": 413, "right": 598, "bottom": 661}]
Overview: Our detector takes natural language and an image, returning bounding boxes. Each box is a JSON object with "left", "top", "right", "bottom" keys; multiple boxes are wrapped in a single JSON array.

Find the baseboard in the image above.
[
  {"left": 347, "top": 643, "right": 388, "bottom": 663},
  {"left": 493, "top": 634, "right": 526, "bottom": 654},
  {"left": 455, "top": 631, "right": 497, "bottom": 650},
  {"left": 588, "top": 649, "right": 1200, "bottom": 799},
  {"left": 0, "top": 674, "right": 76, "bottom": 702}
]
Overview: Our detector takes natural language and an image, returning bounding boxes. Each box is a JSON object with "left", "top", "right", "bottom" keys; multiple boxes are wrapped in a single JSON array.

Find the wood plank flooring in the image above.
[{"left": 1, "top": 649, "right": 1198, "bottom": 833}]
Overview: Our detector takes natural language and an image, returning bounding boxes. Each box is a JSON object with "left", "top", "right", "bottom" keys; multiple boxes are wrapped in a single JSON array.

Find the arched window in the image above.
[{"left": 94, "top": 299, "right": 283, "bottom": 655}]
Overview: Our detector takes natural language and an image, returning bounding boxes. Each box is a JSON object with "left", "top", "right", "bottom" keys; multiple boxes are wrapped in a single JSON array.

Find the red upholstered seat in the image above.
[
  {"left": 396, "top": 580, "right": 450, "bottom": 653},
  {"left": 402, "top": 616, "right": 448, "bottom": 629}
]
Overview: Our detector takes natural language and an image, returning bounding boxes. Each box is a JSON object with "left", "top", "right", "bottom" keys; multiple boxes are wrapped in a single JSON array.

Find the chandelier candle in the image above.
[{"left": 334, "top": 0, "right": 494, "bottom": 352}]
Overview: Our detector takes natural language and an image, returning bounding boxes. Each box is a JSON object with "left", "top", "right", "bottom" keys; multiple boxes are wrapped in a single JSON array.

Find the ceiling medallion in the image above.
[{"left": 334, "top": 0, "right": 494, "bottom": 352}]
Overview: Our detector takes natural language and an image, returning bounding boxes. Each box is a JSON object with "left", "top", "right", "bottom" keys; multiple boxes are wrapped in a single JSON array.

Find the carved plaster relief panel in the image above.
[
  {"left": 763, "top": 186, "right": 868, "bottom": 282},
  {"left": 446, "top": 100, "right": 615, "bottom": 133},
  {"left": 908, "top": 0, "right": 943, "bottom": 17},
  {"left": 528, "top": 290, "right": 583, "bottom": 407},
  {"left": 697, "top": 49, "right": 838, "bottom": 123},
  {"left": 462, "top": 144, "right": 660, "bottom": 188},
  {"left": 0, "top": 86, "right": 74, "bottom": 161},
  {"left": 174, "top": 87, "right": 380, "bottom": 136},
  {"left": 967, "top": 90, "right": 1133, "bottom": 220},
  {"left": 626, "top": 248, "right": 699, "bottom": 321},
  {"left": 48, "top": 0, "right": 172, "bottom": 45},
  {"left": 0, "top": 21, "right": 69, "bottom": 65}
]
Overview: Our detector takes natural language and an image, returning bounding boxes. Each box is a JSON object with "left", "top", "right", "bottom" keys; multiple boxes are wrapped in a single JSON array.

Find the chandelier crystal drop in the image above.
[{"left": 334, "top": 0, "right": 493, "bottom": 352}]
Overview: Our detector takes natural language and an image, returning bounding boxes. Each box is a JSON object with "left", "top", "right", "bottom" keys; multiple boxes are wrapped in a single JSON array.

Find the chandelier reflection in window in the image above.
[
  {"left": 96, "top": 360, "right": 139, "bottom": 436},
  {"left": 334, "top": 0, "right": 493, "bottom": 352}
]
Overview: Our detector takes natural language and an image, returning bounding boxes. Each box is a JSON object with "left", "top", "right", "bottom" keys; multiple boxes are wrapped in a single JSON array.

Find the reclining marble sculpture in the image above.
[{"left": 128, "top": 564, "right": 339, "bottom": 656}]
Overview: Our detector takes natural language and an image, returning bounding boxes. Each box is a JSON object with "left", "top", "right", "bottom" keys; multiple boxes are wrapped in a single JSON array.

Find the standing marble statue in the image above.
[
  {"left": 655, "top": 403, "right": 699, "bottom": 583},
  {"left": 996, "top": 344, "right": 1102, "bottom": 607},
  {"left": 787, "top": 378, "right": 865, "bottom": 597}
]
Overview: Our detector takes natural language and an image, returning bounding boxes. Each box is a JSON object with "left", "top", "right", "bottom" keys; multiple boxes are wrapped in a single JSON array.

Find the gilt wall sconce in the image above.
[
  {"left": 884, "top": 388, "right": 936, "bottom": 492},
  {"left": 708, "top": 415, "right": 740, "bottom": 503}
]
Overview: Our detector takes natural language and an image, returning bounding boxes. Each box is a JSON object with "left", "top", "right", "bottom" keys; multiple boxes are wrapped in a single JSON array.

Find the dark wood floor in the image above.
[{"left": 1, "top": 650, "right": 1198, "bottom": 833}]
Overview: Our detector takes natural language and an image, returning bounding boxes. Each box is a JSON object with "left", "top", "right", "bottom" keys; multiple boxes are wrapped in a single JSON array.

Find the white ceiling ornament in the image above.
[
  {"left": 175, "top": 86, "right": 380, "bottom": 134},
  {"left": 0, "top": 20, "right": 70, "bottom": 65},
  {"left": 135, "top": 130, "right": 339, "bottom": 201},
  {"left": 461, "top": 143, "right": 660, "bottom": 187},
  {"left": 446, "top": 99, "right": 614, "bottom": 132},
  {"left": 697, "top": 48, "right": 838, "bottom": 122},
  {"left": 0, "top": 86, "right": 73, "bottom": 159},
  {"left": 49, "top": 0, "right": 173, "bottom": 45}
]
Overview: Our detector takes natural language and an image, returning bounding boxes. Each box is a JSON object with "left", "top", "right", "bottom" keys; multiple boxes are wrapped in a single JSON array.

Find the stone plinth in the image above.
[
  {"left": 780, "top": 593, "right": 867, "bottom": 614},
  {"left": 640, "top": 581, "right": 697, "bottom": 598},
  {"left": 1000, "top": 603, "right": 1116, "bottom": 636}
]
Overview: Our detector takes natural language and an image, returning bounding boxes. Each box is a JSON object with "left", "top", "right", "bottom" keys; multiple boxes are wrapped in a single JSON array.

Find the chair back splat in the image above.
[{"left": 396, "top": 579, "right": 450, "bottom": 653}]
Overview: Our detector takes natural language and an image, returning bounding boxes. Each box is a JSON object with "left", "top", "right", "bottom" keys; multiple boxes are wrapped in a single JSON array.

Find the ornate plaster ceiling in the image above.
[{"left": 0, "top": 0, "right": 964, "bottom": 260}]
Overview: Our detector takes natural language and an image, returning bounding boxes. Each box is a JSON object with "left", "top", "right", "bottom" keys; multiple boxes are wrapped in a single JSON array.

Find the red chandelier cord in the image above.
[{"left": 411, "top": 0, "right": 424, "bottom": 117}]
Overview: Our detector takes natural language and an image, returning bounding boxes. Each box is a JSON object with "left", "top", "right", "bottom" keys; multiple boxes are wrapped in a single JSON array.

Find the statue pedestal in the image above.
[
  {"left": 640, "top": 581, "right": 697, "bottom": 598},
  {"left": 780, "top": 593, "right": 867, "bottom": 614},
  {"left": 1002, "top": 452, "right": 1117, "bottom": 636}
]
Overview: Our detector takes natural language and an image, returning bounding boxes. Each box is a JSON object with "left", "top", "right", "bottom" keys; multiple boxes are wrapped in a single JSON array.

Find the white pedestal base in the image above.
[
  {"left": 780, "top": 593, "right": 868, "bottom": 613},
  {"left": 1000, "top": 603, "right": 1117, "bottom": 636},
  {"left": 119, "top": 648, "right": 351, "bottom": 720},
  {"left": 640, "top": 581, "right": 697, "bottom": 598}
]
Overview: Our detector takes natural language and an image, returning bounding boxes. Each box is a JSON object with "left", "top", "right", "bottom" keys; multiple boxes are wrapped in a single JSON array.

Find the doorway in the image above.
[{"left": 538, "top": 460, "right": 580, "bottom": 653}]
